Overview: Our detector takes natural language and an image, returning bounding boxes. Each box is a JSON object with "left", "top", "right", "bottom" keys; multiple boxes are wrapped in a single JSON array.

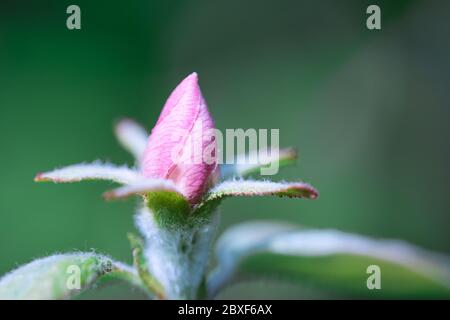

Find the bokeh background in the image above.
[{"left": 1, "top": 0, "right": 449, "bottom": 299}]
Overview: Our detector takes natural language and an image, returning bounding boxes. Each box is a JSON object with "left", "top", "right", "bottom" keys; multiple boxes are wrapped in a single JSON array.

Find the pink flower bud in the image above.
[{"left": 142, "top": 73, "right": 218, "bottom": 205}]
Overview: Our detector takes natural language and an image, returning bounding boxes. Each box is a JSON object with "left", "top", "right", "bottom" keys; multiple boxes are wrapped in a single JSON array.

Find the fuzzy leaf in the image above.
[
  {"left": 114, "top": 118, "right": 149, "bottom": 162},
  {"left": 0, "top": 253, "right": 143, "bottom": 300},
  {"left": 103, "top": 179, "right": 183, "bottom": 200},
  {"left": 128, "top": 233, "right": 165, "bottom": 299},
  {"left": 221, "top": 148, "right": 298, "bottom": 178},
  {"left": 34, "top": 162, "right": 142, "bottom": 185},
  {"left": 203, "top": 180, "right": 318, "bottom": 203},
  {"left": 208, "top": 222, "right": 450, "bottom": 298},
  {"left": 135, "top": 206, "right": 219, "bottom": 299}
]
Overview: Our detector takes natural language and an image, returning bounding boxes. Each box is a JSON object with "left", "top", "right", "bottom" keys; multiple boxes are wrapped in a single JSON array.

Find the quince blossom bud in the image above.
[{"left": 142, "top": 73, "right": 217, "bottom": 205}]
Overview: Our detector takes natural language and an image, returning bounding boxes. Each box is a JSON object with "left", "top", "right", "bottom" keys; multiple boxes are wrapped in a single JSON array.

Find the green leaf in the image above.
[
  {"left": 197, "top": 180, "right": 318, "bottom": 214},
  {"left": 34, "top": 162, "right": 142, "bottom": 185},
  {"left": 145, "top": 190, "right": 192, "bottom": 227},
  {"left": 103, "top": 178, "right": 193, "bottom": 227},
  {"left": 205, "top": 180, "right": 318, "bottom": 201},
  {"left": 208, "top": 222, "right": 450, "bottom": 298},
  {"left": 103, "top": 179, "right": 183, "bottom": 202},
  {"left": 194, "top": 180, "right": 318, "bottom": 217},
  {"left": 0, "top": 253, "right": 142, "bottom": 300},
  {"left": 221, "top": 147, "right": 298, "bottom": 178}
]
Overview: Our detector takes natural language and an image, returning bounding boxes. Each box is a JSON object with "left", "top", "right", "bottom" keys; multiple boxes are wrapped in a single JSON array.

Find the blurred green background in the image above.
[{"left": 1, "top": 0, "right": 449, "bottom": 299}]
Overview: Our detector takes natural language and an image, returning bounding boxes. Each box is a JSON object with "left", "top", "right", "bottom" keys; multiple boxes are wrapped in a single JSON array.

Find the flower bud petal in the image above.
[{"left": 142, "top": 73, "right": 217, "bottom": 205}]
